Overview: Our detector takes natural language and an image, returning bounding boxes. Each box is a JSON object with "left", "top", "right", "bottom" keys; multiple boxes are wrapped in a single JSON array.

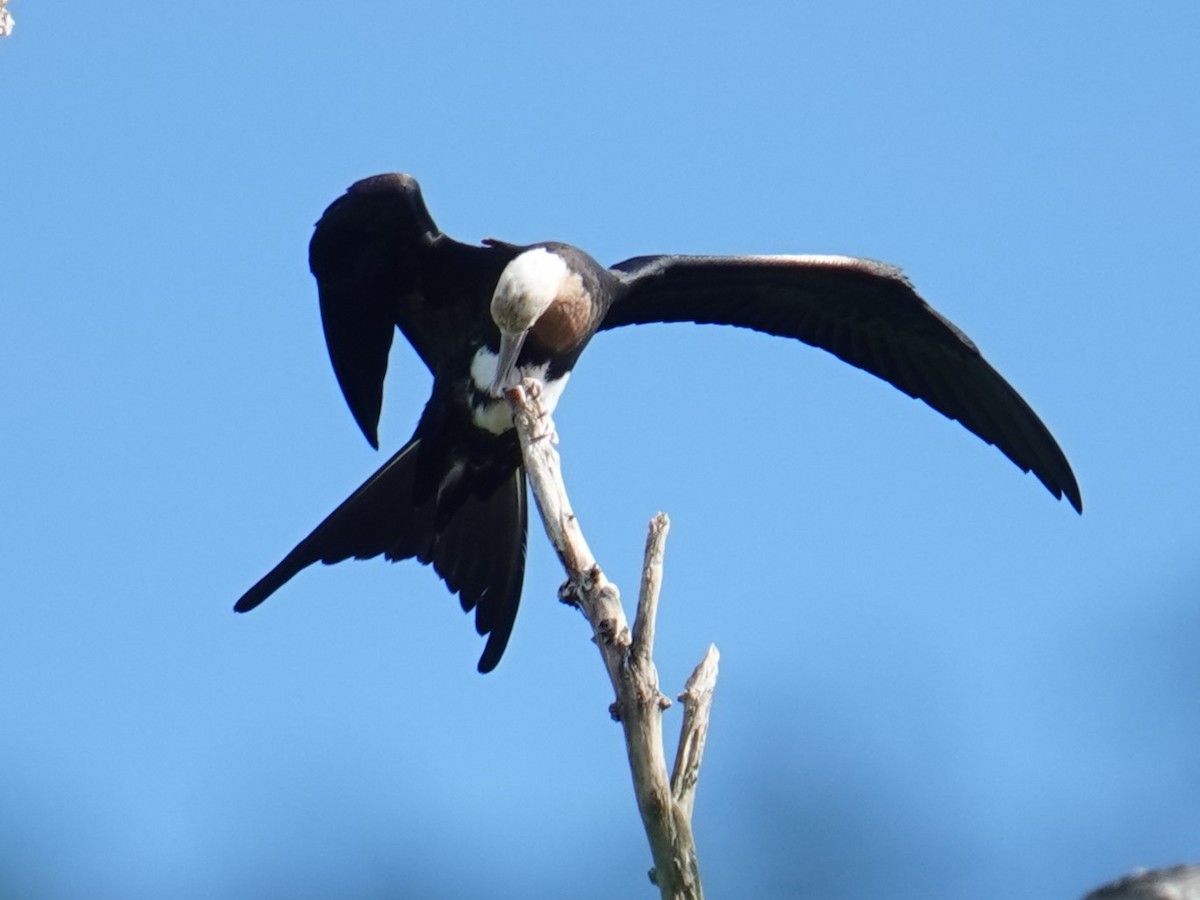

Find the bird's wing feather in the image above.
[
  {"left": 308, "top": 175, "right": 516, "bottom": 447},
  {"left": 603, "top": 254, "right": 1081, "bottom": 512}
]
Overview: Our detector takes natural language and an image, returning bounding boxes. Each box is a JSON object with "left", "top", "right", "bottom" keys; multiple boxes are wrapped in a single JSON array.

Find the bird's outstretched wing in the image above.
[
  {"left": 603, "top": 254, "right": 1081, "bottom": 512},
  {"left": 234, "top": 436, "right": 528, "bottom": 672},
  {"left": 309, "top": 174, "right": 517, "bottom": 448}
]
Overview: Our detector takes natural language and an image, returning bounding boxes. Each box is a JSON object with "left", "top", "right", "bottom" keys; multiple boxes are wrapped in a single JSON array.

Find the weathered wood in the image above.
[
  {"left": 507, "top": 381, "right": 718, "bottom": 900},
  {"left": 671, "top": 645, "right": 719, "bottom": 823}
]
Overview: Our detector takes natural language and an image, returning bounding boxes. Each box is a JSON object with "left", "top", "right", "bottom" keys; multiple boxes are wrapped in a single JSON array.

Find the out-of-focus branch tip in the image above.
[{"left": 1084, "top": 864, "right": 1200, "bottom": 899}]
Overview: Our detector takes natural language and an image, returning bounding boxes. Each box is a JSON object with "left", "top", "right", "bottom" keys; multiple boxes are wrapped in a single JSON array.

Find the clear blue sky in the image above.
[{"left": 2, "top": 3, "right": 1198, "bottom": 898}]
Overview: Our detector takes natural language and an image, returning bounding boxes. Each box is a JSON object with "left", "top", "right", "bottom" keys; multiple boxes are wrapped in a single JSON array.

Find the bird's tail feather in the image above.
[
  {"left": 234, "top": 436, "right": 528, "bottom": 672},
  {"left": 433, "top": 465, "right": 527, "bottom": 672}
]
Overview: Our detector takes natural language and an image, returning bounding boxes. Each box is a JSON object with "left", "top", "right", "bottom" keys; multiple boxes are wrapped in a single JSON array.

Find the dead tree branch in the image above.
[{"left": 507, "top": 381, "right": 719, "bottom": 900}]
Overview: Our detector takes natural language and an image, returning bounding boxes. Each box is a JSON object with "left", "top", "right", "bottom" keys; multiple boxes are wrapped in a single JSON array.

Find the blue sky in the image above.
[{"left": 2, "top": 2, "right": 1198, "bottom": 898}]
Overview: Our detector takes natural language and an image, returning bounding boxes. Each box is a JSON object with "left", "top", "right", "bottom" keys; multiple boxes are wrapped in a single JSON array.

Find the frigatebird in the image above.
[{"left": 235, "top": 173, "right": 1081, "bottom": 672}]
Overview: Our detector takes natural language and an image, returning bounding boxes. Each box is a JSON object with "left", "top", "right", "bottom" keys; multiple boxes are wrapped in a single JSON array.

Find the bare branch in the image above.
[
  {"left": 507, "top": 381, "right": 717, "bottom": 900},
  {"left": 510, "top": 381, "right": 599, "bottom": 577},
  {"left": 671, "top": 644, "right": 719, "bottom": 822},
  {"left": 632, "top": 514, "right": 670, "bottom": 668}
]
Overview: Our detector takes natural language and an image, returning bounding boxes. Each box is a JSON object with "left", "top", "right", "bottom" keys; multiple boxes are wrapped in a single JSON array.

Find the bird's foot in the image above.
[{"left": 558, "top": 580, "right": 581, "bottom": 607}]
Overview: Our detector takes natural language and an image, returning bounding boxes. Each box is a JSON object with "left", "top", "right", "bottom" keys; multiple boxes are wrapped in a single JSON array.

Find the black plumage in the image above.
[{"left": 235, "top": 173, "right": 1081, "bottom": 672}]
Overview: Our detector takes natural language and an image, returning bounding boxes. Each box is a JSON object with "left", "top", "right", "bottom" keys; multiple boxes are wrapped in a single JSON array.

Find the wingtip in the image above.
[
  {"left": 1068, "top": 489, "right": 1084, "bottom": 516},
  {"left": 353, "top": 413, "right": 380, "bottom": 450},
  {"left": 1046, "top": 478, "right": 1082, "bottom": 515},
  {"left": 1055, "top": 469, "right": 1083, "bottom": 515}
]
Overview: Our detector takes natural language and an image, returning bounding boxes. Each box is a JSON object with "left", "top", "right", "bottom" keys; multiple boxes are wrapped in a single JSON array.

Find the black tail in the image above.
[{"left": 234, "top": 437, "right": 528, "bottom": 672}]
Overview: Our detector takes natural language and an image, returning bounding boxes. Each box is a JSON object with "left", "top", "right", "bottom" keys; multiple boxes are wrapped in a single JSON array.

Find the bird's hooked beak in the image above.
[{"left": 490, "top": 329, "right": 527, "bottom": 396}]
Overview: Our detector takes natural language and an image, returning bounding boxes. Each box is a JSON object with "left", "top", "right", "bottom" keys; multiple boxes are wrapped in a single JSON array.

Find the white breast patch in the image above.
[{"left": 468, "top": 347, "right": 571, "bottom": 434}]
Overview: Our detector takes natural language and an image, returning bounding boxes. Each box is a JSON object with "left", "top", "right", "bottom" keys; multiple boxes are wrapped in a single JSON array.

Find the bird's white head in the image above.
[
  {"left": 490, "top": 247, "right": 569, "bottom": 334},
  {"left": 488, "top": 247, "right": 570, "bottom": 394}
]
